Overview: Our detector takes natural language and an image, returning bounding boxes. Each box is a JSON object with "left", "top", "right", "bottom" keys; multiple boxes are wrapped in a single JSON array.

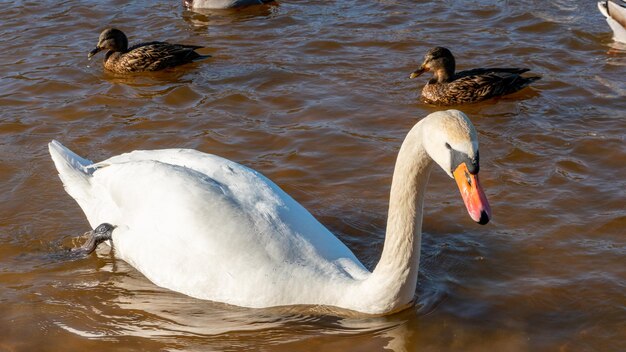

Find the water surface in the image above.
[{"left": 0, "top": 1, "right": 624, "bottom": 351}]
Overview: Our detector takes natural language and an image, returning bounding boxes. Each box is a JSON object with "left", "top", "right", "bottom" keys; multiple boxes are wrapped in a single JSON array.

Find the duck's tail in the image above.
[
  {"left": 48, "top": 140, "right": 94, "bottom": 204},
  {"left": 190, "top": 47, "right": 212, "bottom": 62},
  {"left": 521, "top": 75, "right": 541, "bottom": 88},
  {"left": 179, "top": 44, "right": 212, "bottom": 61},
  {"left": 193, "top": 54, "right": 212, "bottom": 62}
]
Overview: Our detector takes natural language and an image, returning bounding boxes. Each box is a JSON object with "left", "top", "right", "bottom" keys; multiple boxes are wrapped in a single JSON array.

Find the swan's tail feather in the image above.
[{"left": 48, "top": 140, "right": 94, "bottom": 203}]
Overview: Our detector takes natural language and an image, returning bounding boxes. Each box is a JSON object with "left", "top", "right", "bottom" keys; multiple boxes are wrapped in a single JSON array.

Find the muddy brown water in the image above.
[{"left": 1, "top": 1, "right": 625, "bottom": 351}]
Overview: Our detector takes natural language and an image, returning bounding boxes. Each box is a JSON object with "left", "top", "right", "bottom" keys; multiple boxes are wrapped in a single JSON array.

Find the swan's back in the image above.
[{"left": 50, "top": 144, "right": 369, "bottom": 308}]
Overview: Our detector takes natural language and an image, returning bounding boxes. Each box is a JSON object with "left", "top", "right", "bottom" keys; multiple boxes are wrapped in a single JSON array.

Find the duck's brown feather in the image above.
[
  {"left": 104, "top": 41, "right": 205, "bottom": 73},
  {"left": 455, "top": 67, "right": 530, "bottom": 78},
  {"left": 422, "top": 69, "right": 540, "bottom": 105}
]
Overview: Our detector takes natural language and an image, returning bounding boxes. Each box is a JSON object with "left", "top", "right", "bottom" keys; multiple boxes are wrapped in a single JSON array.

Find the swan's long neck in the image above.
[{"left": 359, "top": 121, "right": 433, "bottom": 313}]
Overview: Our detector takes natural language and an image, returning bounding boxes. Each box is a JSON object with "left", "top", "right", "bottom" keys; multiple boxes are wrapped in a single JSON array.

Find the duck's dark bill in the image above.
[
  {"left": 409, "top": 66, "right": 428, "bottom": 79},
  {"left": 88, "top": 47, "right": 101, "bottom": 59},
  {"left": 453, "top": 162, "right": 491, "bottom": 225}
]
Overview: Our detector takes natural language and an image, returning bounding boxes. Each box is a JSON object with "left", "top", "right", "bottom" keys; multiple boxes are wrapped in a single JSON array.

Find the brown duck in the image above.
[
  {"left": 88, "top": 28, "right": 209, "bottom": 73},
  {"left": 409, "top": 47, "right": 540, "bottom": 105}
]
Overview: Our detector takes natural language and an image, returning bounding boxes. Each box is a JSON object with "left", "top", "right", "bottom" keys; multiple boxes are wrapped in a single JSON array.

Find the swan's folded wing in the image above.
[
  {"left": 96, "top": 149, "right": 367, "bottom": 269},
  {"left": 91, "top": 152, "right": 367, "bottom": 292}
]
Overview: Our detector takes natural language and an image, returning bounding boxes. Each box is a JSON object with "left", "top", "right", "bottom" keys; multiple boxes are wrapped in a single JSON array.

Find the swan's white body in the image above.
[
  {"left": 185, "top": 0, "right": 271, "bottom": 9},
  {"left": 50, "top": 110, "right": 484, "bottom": 315},
  {"left": 599, "top": 0, "right": 626, "bottom": 43}
]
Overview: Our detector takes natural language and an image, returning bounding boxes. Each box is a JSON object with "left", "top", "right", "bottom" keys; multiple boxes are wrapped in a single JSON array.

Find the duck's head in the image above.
[
  {"left": 72, "top": 223, "right": 116, "bottom": 255},
  {"left": 88, "top": 28, "right": 129, "bottom": 59},
  {"left": 422, "top": 110, "right": 491, "bottom": 224},
  {"left": 409, "top": 47, "right": 456, "bottom": 82}
]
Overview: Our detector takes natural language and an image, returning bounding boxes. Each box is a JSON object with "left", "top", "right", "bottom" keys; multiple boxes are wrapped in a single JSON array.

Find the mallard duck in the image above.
[
  {"left": 71, "top": 223, "right": 115, "bottom": 256},
  {"left": 88, "top": 28, "right": 209, "bottom": 73},
  {"left": 409, "top": 47, "right": 540, "bottom": 105},
  {"left": 598, "top": 0, "right": 626, "bottom": 43},
  {"left": 49, "top": 110, "right": 491, "bottom": 315},
  {"left": 184, "top": 0, "right": 274, "bottom": 9}
]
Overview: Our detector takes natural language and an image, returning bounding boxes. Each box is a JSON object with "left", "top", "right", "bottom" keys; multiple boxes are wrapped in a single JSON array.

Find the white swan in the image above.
[
  {"left": 598, "top": 0, "right": 626, "bottom": 43},
  {"left": 49, "top": 110, "right": 491, "bottom": 315},
  {"left": 184, "top": 0, "right": 273, "bottom": 10}
]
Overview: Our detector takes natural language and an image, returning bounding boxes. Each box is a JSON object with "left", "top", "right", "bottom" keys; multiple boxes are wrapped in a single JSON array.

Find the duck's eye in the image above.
[
  {"left": 96, "top": 224, "right": 109, "bottom": 233},
  {"left": 445, "top": 142, "right": 452, "bottom": 150}
]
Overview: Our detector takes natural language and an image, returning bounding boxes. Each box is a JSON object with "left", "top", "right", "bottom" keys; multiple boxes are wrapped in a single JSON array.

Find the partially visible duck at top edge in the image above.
[
  {"left": 409, "top": 47, "right": 540, "bottom": 106},
  {"left": 184, "top": 0, "right": 274, "bottom": 9},
  {"left": 88, "top": 28, "right": 210, "bottom": 73},
  {"left": 598, "top": 0, "right": 626, "bottom": 43}
]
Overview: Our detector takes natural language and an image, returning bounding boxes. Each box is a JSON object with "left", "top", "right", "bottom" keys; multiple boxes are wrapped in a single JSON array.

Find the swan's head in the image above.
[
  {"left": 88, "top": 28, "right": 129, "bottom": 59},
  {"left": 422, "top": 110, "right": 491, "bottom": 224}
]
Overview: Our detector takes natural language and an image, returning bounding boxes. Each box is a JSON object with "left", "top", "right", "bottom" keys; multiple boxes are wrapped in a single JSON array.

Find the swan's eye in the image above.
[{"left": 445, "top": 143, "right": 452, "bottom": 150}]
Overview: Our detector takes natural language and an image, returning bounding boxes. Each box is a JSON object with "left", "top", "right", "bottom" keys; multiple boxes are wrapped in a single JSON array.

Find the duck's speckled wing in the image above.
[
  {"left": 424, "top": 69, "right": 540, "bottom": 105},
  {"left": 113, "top": 41, "right": 205, "bottom": 72},
  {"left": 455, "top": 67, "right": 530, "bottom": 78}
]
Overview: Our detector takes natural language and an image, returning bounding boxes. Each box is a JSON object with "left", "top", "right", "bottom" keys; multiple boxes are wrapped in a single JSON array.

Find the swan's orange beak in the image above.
[{"left": 453, "top": 162, "right": 491, "bottom": 225}]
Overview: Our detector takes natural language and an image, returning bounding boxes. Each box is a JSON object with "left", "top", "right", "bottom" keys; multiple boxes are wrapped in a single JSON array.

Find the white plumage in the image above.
[
  {"left": 185, "top": 0, "right": 272, "bottom": 10},
  {"left": 49, "top": 110, "right": 487, "bottom": 315},
  {"left": 598, "top": 0, "right": 626, "bottom": 43}
]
